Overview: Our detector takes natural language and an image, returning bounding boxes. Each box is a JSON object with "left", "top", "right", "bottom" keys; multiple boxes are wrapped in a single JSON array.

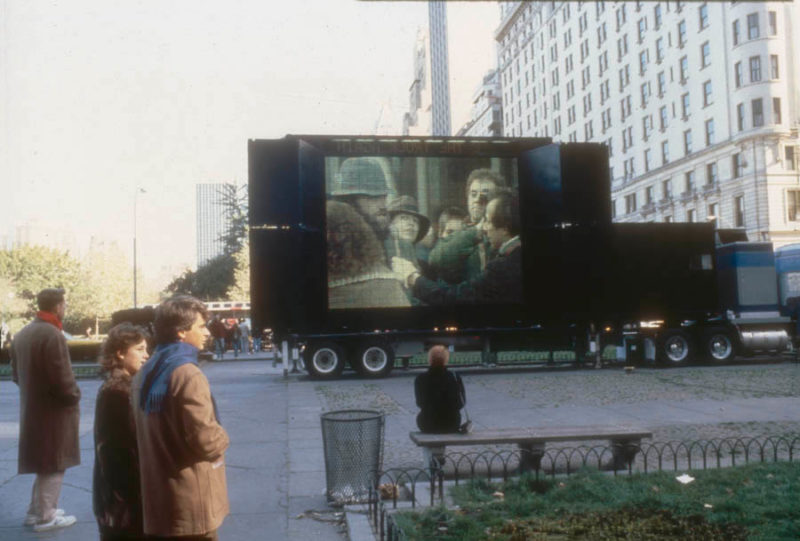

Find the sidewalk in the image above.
[{"left": 0, "top": 359, "right": 348, "bottom": 541}]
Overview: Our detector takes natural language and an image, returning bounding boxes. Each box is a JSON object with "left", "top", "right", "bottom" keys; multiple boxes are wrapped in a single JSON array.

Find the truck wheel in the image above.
[
  {"left": 353, "top": 342, "right": 394, "bottom": 378},
  {"left": 701, "top": 328, "right": 736, "bottom": 364},
  {"left": 657, "top": 329, "right": 693, "bottom": 366},
  {"left": 305, "top": 341, "right": 345, "bottom": 379}
]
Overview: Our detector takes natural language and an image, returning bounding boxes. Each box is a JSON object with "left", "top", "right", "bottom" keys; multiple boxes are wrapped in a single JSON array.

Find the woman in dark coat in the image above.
[
  {"left": 93, "top": 323, "right": 150, "bottom": 541},
  {"left": 414, "top": 345, "right": 465, "bottom": 433}
]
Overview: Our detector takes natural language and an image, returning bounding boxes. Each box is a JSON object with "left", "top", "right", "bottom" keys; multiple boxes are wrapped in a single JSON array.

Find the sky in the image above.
[{"left": 1, "top": 0, "right": 500, "bottom": 285}]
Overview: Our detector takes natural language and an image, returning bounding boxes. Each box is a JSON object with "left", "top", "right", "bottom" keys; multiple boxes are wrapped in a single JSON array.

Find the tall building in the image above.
[
  {"left": 14, "top": 221, "right": 78, "bottom": 255},
  {"left": 196, "top": 183, "right": 231, "bottom": 267},
  {"left": 403, "top": 2, "right": 452, "bottom": 136},
  {"left": 497, "top": 1, "right": 800, "bottom": 246},
  {"left": 457, "top": 69, "right": 504, "bottom": 137}
]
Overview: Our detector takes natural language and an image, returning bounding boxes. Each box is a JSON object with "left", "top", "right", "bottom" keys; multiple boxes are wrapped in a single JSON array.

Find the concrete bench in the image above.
[{"left": 410, "top": 425, "right": 652, "bottom": 472}]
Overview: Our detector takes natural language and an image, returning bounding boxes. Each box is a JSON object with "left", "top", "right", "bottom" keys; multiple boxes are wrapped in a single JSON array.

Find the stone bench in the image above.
[{"left": 410, "top": 425, "right": 653, "bottom": 472}]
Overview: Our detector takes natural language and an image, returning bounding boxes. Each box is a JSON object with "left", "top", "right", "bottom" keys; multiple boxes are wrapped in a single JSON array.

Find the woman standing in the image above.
[
  {"left": 414, "top": 345, "right": 466, "bottom": 433},
  {"left": 93, "top": 323, "right": 150, "bottom": 541}
]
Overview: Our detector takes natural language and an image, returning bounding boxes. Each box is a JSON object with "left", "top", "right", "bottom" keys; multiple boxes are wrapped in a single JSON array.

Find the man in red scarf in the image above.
[{"left": 11, "top": 288, "right": 80, "bottom": 532}]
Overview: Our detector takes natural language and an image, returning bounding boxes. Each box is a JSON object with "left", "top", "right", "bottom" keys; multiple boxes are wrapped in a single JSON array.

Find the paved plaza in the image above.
[{"left": 1, "top": 357, "right": 799, "bottom": 540}]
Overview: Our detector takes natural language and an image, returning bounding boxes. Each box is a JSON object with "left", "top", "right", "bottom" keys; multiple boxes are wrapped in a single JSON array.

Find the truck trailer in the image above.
[{"left": 248, "top": 135, "right": 795, "bottom": 378}]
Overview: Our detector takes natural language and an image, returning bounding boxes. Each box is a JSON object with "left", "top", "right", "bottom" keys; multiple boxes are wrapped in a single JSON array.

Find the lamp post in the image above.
[{"left": 133, "top": 187, "right": 146, "bottom": 308}]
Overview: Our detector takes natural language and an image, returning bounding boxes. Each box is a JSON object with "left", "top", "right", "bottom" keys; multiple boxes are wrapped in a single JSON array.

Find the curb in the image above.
[{"left": 344, "top": 505, "right": 375, "bottom": 541}]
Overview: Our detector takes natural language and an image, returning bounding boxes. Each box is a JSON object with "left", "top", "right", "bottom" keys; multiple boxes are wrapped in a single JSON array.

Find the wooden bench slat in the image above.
[{"left": 410, "top": 426, "right": 652, "bottom": 447}]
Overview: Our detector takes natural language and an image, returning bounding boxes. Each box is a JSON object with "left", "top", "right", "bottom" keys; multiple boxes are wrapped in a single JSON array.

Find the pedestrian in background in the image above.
[
  {"left": 10, "top": 288, "right": 80, "bottom": 532},
  {"left": 238, "top": 318, "right": 250, "bottom": 354},
  {"left": 208, "top": 316, "right": 226, "bottom": 360},
  {"left": 132, "top": 296, "right": 229, "bottom": 540},
  {"left": 93, "top": 323, "right": 150, "bottom": 541}
]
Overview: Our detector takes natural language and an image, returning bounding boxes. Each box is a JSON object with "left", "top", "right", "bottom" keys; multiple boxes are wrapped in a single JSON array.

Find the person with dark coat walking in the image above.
[
  {"left": 414, "top": 345, "right": 466, "bottom": 433},
  {"left": 10, "top": 288, "right": 80, "bottom": 532},
  {"left": 93, "top": 323, "right": 150, "bottom": 541}
]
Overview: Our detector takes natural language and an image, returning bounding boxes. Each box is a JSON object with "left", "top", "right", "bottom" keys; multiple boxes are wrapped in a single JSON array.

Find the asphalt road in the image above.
[{"left": 1, "top": 357, "right": 799, "bottom": 540}]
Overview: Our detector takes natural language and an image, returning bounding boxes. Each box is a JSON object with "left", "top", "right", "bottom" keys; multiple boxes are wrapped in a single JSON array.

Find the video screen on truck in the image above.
[{"left": 325, "top": 156, "right": 521, "bottom": 310}]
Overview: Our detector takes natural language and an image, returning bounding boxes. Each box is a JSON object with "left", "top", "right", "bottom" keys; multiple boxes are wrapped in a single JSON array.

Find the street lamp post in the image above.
[{"left": 133, "top": 187, "right": 146, "bottom": 308}]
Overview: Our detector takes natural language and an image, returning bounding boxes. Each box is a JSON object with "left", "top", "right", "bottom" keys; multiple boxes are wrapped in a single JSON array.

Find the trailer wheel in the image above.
[
  {"left": 353, "top": 342, "right": 395, "bottom": 378},
  {"left": 305, "top": 341, "right": 345, "bottom": 379},
  {"left": 701, "top": 328, "right": 736, "bottom": 364},
  {"left": 657, "top": 329, "right": 693, "bottom": 366}
]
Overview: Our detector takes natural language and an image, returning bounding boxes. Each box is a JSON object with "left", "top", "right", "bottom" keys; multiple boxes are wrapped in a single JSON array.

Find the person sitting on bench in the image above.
[{"left": 414, "top": 345, "right": 465, "bottom": 433}]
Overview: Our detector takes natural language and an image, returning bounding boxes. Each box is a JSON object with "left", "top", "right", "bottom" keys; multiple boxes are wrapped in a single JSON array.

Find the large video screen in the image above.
[{"left": 325, "top": 156, "right": 521, "bottom": 310}]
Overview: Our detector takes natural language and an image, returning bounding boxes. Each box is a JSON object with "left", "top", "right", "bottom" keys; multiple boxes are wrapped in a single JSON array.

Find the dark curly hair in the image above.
[{"left": 99, "top": 323, "right": 150, "bottom": 374}]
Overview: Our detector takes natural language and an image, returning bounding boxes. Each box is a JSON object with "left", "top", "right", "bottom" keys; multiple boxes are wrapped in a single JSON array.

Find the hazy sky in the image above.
[{"left": 1, "top": 0, "right": 499, "bottom": 282}]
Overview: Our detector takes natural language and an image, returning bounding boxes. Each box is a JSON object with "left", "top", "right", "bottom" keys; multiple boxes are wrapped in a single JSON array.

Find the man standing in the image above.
[
  {"left": 11, "top": 288, "right": 80, "bottom": 532},
  {"left": 132, "top": 295, "right": 229, "bottom": 540},
  {"left": 428, "top": 169, "right": 506, "bottom": 284}
]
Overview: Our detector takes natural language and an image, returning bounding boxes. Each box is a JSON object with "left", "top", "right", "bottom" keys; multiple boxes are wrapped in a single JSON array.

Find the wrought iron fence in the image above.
[{"left": 367, "top": 434, "right": 800, "bottom": 541}]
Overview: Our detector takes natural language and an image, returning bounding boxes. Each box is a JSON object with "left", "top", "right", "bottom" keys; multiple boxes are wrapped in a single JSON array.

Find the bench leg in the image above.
[
  {"left": 423, "top": 446, "right": 446, "bottom": 472},
  {"left": 518, "top": 442, "right": 545, "bottom": 475},
  {"left": 610, "top": 438, "right": 642, "bottom": 470}
]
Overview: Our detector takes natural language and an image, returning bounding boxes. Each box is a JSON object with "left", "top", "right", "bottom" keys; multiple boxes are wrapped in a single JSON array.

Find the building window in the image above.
[
  {"left": 684, "top": 129, "right": 692, "bottom": 155},
  {"left": 656, "top": 37, "right": 665, "bottom": 63},
  {"left": 773, "top": 98, "right": 782, "bottom": 124},
  {"left": 644, "top": 148, "right": 652, "bottom": 171},
  {"left": 638, "top": 18, "right": 647, "bottom": 43},
  {"left": 654, "top": 4, "right": 662, "bottom": 29},
  {"left": 707, "top": 162, "right": 718, "bottom": 186},
  {"left": 640, "top": 82, "right": 651, "bottom": 107},
  {"left": 661, "top": 140, "right": 669, "bottom": 164},
  {"left": 737, "top": 103, "right": 745, "bottom": 131},
  {"left": 734, "top": 62, "right": 743, "bottom": 88},
  {"left": 701, "top": 42, "right": 710, "bottom": 68},
  {"left": 733, "top": 153, "right": 744, "bottom": 178},
  {"left": 769, "top": 11, "right": 777, "bottom": 36},
  {"left": 681, "top": 93, "right": 690, "bottom": 119},
  {"left": 786, "top": 146, "right": 796, "bottom": 171},
  {"left": 747, "top": 13, "right": 759, "bottom": 39},
  {"left": 625, "top": 193, "right": 637, "bottom": 214},
  {"left": 732, "top": 20, "right": 740, "bottom": 45},
  {"left": 703, "top": 81, "right": 712, "bottom": 106},
  {"left": 679, "top": 56, "right": 689, "bottom": 83},
  {"left": 708, "top": 203, "right": 718, "bottom": 223},
  {"left": 749, "top": 56, "right": 761, "bottom": 82},
  {"left": 685, "top": 170, "right": 695, "bottom": 193},
  {"left": 657, "top": 71, "right": 666, "bottom": 97},
  {"left": 660, "top": 106, "right": 668, "bottom": 131},
  {"left": 611, "top": 199, "right": 617, "bottom": 219},
  {"left": 687, "top": 208, "right": 696, "bottom": 223},
  {"left": 678, "top": 20, "right": 687, "bottom": 47},
  {"left": 770, "top": 55, "right": 779, "bottom": 79},
  {"left": 646, "top": 185, "right": 654, "bottom": 205},
  {"left": 639, "top": 50, "right": 648, "bottom": 74},
  {"left": 663, "top": 178, "right": 672, "bottom": 199},
  {"left": 734, "top": 195, "right": 745, "bottom": 227},
  {"left": 699, "top": 4, "right": 709, "bottom": 30},
  {"left": 752, "top": 98, "right": 764, "bottom": 127},
  {"left": 642, "top": 115, "right": 653, "bottom": 140},
  {"left": 705, "top": 118, "right": 715, "bottom": 146}
]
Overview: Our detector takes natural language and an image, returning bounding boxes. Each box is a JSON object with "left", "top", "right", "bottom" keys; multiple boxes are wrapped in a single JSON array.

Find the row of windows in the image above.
[
  {"left": 614, "top": 193, "right": 745, "bottom": 227},
  {"left": 732, "top": 11, "right": 779, "bottom": 46},
  {"left": 734, "top": 55, "right": 780, "bottom": 87}
]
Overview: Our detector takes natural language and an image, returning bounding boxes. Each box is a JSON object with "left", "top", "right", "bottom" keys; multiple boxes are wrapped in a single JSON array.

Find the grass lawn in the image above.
[{"left": 394, "top": 461, "right": 800, "bottom": 540}]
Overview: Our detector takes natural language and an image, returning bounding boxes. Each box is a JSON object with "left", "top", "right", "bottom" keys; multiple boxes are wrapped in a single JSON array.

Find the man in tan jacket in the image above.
[
  {"left": 132, "top": 295, "right": 229, "bottom": 540},
  {"left": 11, "top": 288, "right": 80, "bottom": 532}
]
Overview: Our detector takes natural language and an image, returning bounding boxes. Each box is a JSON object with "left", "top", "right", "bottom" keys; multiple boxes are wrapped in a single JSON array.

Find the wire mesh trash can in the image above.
[{"left": 320, "top": 410, "right": 385, "bottom": 504}]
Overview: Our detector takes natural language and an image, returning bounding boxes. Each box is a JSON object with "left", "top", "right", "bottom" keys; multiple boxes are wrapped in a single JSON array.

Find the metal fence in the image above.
[{"left": 367, "top": 434, "right": 800, "bottom": 541}]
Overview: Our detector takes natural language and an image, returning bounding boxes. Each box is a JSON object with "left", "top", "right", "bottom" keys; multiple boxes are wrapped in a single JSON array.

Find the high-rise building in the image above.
[
  {"left": 497, "top": 1, "right": 800, "bottom": 246},
  {"left": 196, "top": 183, "right": 231, "bottom": 267},
  {"left": 14, "top": 221, "right": 78, "bottom": 255},
  {"left": 403, "top": 2, "right": 452, "bottom": 136},
  {"left": 457, "top": 69, "right": 504, "bottom": 137}
]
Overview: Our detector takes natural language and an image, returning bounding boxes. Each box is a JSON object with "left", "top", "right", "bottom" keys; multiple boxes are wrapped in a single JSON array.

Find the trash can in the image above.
[{"left": 320, "top": 410, "right": 385, "bottom": 504}]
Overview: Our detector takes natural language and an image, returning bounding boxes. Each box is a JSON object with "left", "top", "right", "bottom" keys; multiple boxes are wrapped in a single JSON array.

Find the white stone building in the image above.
[
  {"left": 496, "top": 1, "right": 800, "bottom": 246},
  {"left": 196, "top": 183, "right": 232, "bottom": 267},
  {"left": 457, "top": 69, "right": 504, "bottom": 137}
]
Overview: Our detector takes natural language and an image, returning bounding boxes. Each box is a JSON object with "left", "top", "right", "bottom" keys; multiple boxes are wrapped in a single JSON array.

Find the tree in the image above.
[
  {"left": 163, "top": 254, "right": 236, "bottom": 300},
  {"left": 218, "top": 183, "right": 248, "bottom": 256},
  {"left": 227, "top": 241, "right": 250, "bottom": 300}
]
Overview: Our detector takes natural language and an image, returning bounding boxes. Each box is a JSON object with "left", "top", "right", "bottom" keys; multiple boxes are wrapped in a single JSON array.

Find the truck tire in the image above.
[
  {"left": 657, "top": 329, "right": 693, "bottom": 366},
  {"left": 305, "top": 341, "right": 345, "bottom": 379},
  {"left": 352, "top": 342, "right": 395, "bottom": 378},
  {"left": 701, "top": 328, "right": 737, "bottom": 364}
]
